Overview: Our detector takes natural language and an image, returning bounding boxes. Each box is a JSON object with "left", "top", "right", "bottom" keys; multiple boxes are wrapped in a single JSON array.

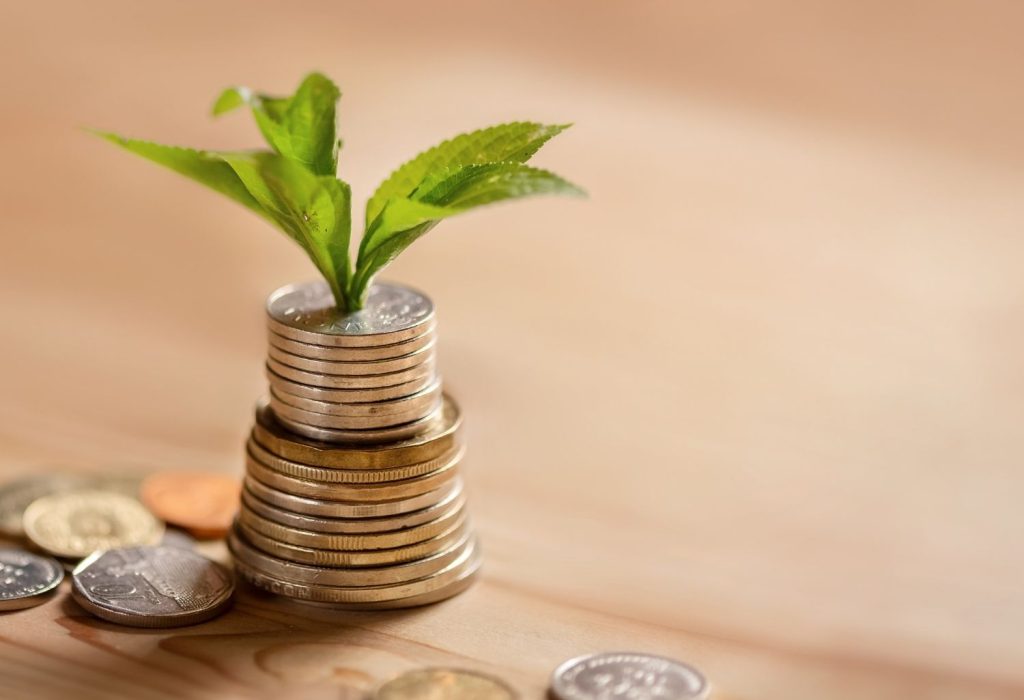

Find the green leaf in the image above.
[
  {"left": 93, "top": 131, "right": 267, "bottom": 217},
  {"left": 221, "top": 153, "right": 352, "bottom": 309},
  {"left": 365, "top": 122, "right": 570, "bottom": 230},
  {"left": 351, "top": 163, "right": 584, "bottom": 305},
  {"left": 213, "top": 74, "right": 340, "bottom": 176}
]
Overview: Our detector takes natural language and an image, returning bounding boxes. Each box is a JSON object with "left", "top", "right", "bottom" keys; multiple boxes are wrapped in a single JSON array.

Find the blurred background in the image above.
[{"left": 1, "top": 2, "right": 1022, "bottom": 698}]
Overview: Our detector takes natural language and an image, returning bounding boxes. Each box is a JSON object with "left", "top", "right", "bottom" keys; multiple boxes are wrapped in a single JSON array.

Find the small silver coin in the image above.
[
  {"left": 0, "top": 549, "right": 64, "bottom": 611},
  {"left": 267, "top": 280, "right": 434, "bottom": 347},
  {"left": 72, "top": 545, "right": 234, "bottom": 627},
  {"left": 550, "top": 652, "right": 709, "bottom": 700}
]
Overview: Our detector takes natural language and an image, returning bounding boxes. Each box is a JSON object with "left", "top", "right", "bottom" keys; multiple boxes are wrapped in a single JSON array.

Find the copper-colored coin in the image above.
[{"left": 140, "top": 471, "right": 240, "bottom": 539}]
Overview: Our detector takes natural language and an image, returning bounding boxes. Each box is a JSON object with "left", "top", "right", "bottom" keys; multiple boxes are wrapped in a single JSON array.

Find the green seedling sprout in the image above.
[{"left": 97, "top": 73, "right": 584, "bottom": 311}]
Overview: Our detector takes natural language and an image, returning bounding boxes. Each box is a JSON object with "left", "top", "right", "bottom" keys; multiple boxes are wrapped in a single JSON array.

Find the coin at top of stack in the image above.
[
  {"left": 265, "top": 280, "right": 443, "bottom": 442},
  {"left": 230, "top": 395, "right": 481, "bottom": 609}
]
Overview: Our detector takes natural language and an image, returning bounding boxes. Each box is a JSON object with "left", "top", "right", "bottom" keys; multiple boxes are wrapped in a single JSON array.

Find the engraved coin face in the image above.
[
  {"left": 23, "top": 490, "right": 164, "bottom": 559},
  {"left": 267, "top": 280, "right": 434, "bottom": 344},
  {"left": 0, "top": 549, "right": 64, "bottom": 611},
  {"left": 374, "top": 668, "right": 518, "bottom": 699},
  {"left": 0, "top": 474, "right": 142, "bottom": 537},
  {"left": 71, "top": 545, "right": 234, "bottom": 627},
  {"left": 550, "top": 652, "right": 709, "bottom": 700}
]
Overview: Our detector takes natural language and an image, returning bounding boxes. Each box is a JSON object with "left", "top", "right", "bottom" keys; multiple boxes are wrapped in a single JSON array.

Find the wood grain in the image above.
[{"left": 1, "top": 1, "right": 1022, "bottom": 698}]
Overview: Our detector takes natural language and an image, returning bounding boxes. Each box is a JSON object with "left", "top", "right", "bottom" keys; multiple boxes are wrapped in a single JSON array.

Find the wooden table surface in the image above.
[{"left": 1, "top": 2, "right": 1022, "bottom": 699}]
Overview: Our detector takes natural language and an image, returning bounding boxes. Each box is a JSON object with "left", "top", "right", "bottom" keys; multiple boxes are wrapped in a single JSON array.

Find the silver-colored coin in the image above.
[
  {"left": 267, "top": 357, "right": 436, "bottom": 391},
  {"left": 267, "top": 341, "right": 436, "bottom": 377},
  {"left": 267, "top": 280, "right": 434, "bottom": 347},
  {"left": 233, "top": 532, "right": 480, "bottom": 602},
  {"left": 0, "top": 549, "right": 64, "bottom": 611},
  {"left": 240, "top": 484, "right": 465, "bottom": 533},
  {"left": 270, "top": 379, "right": 443, "bottom": 419},
  {"left": 71, "top": 545, "right": 234, "bottom": 628},
  {"left": 269, "top": 391, "right": 441, "bottom": 430},
  {"left": 228, "top": 525, "right": 475, "bottom": 587},
  {"left": 246, "top": 446, "right": 461, "bottom": 502},
  {"left": 274, "top": 401, "right": 445, "bottom": 444},
  {"left": 243, "top": 475, "right": 462, "bottom": 519},
  {"left": 550, "top": 652, "right": 709, "bottom": 700},
  {"left": 268, "top": 325, "right": 436, "bottom": 362},
  {"left": 267, "top": 367, "right": 436, "bottom": 404}
]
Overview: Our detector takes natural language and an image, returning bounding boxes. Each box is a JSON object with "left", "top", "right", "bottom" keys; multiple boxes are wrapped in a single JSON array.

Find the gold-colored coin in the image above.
[
  {"left": 243, "top": 475, "right": 462, "bottom": 519},
  {"left": 240, "top": 483, "right": 464, "bottom": 534},
  {"left": 237, "top": 516, "right": 470, "bottom": 567},
  {"left": 23, "top": 490, "right": 164, "bottom": 559},
  {"left": 246, "top": 447, "right": 461, "bottom": 502},
  {"left": 275, "top": 403, "right": 444, "bottom": 444},
  {"left": 268, "top": 324, "right": 436, "bottom": 362},
  {"left": 267, "top": 368, "right": 436, "bottom": 404},
  {"left": 0, "top": 474, "right": 142, "bottom": 538},
  {"left": 237, "top": 501, "right": 465, "bottom": 550},
  {"left": 228, "top": 525, "right": 474, "bottom": 587},
  {"left": 375, "top": 668, "right": 517, "bottom": 700},
  {"left": 246, "top": 437, "right": 459, "bottom": 485},
  {"left": 252, "top": 396, "right": 462, "bottom": 470},
  {"left": 233, "top": 533, "right": 481, "bottom": 603},
  {"left": 266, "top": 357, "right": 435, "bottom": 390},
  {"left": 270, "top": 380, "right": 442, "bottom": 418},
  {"left": 267, "top": 341, "right": 436, "bottom": 377}
]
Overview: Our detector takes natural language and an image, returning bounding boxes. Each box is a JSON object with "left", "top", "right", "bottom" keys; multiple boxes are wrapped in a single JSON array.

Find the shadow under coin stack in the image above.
[{"left": 229, "top": 280, "right": 480, "bottom": 608}]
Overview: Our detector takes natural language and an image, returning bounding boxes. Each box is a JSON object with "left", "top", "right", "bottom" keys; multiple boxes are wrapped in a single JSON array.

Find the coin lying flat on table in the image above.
[
  {"left": 267, "top": 280, "right": 435, "bottom": 348},
  {"left": 252, "top": 397, "right": 462, "bottom": 469},
  {"left": 0, "top": 549, "right": 63, "bottom": 611},
  {"left": 72, "top": 545, "right": 234, "bottom": 627},
  {"left": 0, "top": 474, "right": 142, "bottom": 538},
  {"left": 23, "top": 490, "right": 164, "bottom": 559},
  {"left": 374, "top": 668, "right": 518, "bottom": 700},
  {"left": 140, "top": 471, "right": 240, "bottom": 539},
  {"left": 550, "top": 652, "right": 709, "bottom": 700}
]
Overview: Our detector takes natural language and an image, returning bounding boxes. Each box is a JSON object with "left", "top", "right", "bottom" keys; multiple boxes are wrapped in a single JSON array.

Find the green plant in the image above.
[{"left": 96, "top": 72, "right": 583, "bottom": 311}]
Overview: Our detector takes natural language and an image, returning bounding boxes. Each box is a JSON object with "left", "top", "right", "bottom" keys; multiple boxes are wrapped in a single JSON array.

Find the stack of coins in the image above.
[
  {"left": 230, "top": 280, "right": 480, "bottom": 608},
  {"left": 265, "top": 281, "right": 442, "bottom": 441}
]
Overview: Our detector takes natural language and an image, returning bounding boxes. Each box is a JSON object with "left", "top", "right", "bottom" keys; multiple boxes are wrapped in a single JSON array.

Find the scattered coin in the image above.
[
  {"left": 0, "top": 474, "right": 141, "bottom": 538},
  {"left": 0, "top": 549, "right": 64, "bottom": 611},
  {"left": 140, "top": 471, "right": 240, "bottom": 539},
  {"left": 550, "top": 652, "right": 709, "bottom": 700},
  {"left": 23, "top": 490, "right": 164, "bottom": 559},
  {"left": 160, "top": 527, "right": 197, "bottom": 550},
  {"left": 374, "top": 668, "right": 518, "bottom": 699},
  {"left": 0, "top": 475, "right": 84, "bottom": 537},
  {"left": 71, "top": 545, "right": 234, "bottom": 627}
]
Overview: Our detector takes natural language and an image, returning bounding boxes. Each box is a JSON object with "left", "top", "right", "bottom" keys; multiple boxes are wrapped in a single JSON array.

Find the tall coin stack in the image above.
[{"left": 229, "top": 281, "right": 480, "bottom": 609}]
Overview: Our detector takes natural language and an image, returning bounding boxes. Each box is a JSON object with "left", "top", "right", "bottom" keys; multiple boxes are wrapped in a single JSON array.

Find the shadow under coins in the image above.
[{"left": 49, "top": 578, "right": 478, "bottom": 700}]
